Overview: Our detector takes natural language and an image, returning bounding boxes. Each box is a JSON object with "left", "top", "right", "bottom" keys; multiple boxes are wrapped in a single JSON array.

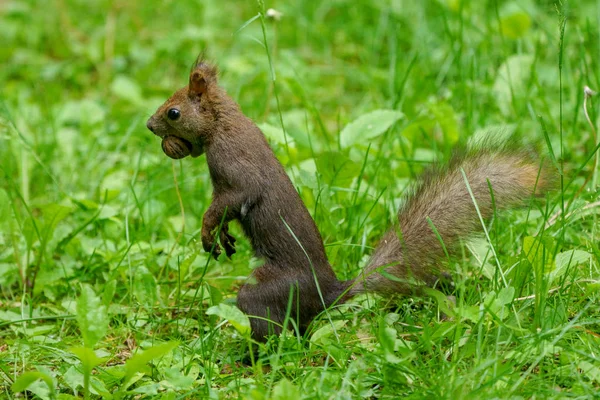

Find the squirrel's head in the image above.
[{"left": 146, "top": 61, "right": 219, "bottom": 158}]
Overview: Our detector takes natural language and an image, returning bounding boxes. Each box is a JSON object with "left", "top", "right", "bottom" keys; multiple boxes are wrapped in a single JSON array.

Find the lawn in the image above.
[{"left": 1, "top": 0, "right": 599, "bottom": 398}]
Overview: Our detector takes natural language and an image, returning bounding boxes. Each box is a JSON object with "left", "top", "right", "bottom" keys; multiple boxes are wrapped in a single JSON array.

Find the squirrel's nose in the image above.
[{"left": 146, "top": 118, "right": 155, "bottom": 133}]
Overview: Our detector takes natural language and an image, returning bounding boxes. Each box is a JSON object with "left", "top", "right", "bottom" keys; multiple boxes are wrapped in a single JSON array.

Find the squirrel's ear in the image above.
[{"left": 189, "top": 71, "right": 207, "bottom": 98}]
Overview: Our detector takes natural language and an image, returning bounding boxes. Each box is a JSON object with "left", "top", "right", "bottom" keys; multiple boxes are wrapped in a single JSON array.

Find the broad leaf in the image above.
[
  {"left": 133, "top": 266, "right": 158, "bottom": 307},
  {"left": 309, "top": 320, "right": 346, "bottom": 347},
  {"left": 493, "top": 55, "right": 534, "bottom": 115},
  {"left": 12, "top": 371, "right": 55, "bottom": 398},
  {"left": 258, "top": 122, "right": 289, "bottom": 145},
  {"left": 206, "top": 303, "right": 251, "bottom": 336},
  {"left": 272, "top": 379, "right": 301, "bottom": 400},
  {"left": 111, "top": 75, "right": 143, "bottom": 106},
  {"left": 315, "top": 151, "right": 360, "bottom": 187},
  {"left": 76, "top": 285, "right": 109, "bottom": 348},
  {"left": 0, "top": 189, "right": 11, "bottom": 227},
  {"left": 551, "top": 250, "right": 592, "bottom": 284},
  {"left": 123, "top": 342, "right": 179, "bottom": 384},
  {"left": 70, "top": 347, "right": 105, "bottom": 372},
  {"left": 523, "top": 235, "right": 556, "bottom": 276},
  {"left": 499, "top": 4, "right": 532, "bottom": 39},
  {"left": 340, "top": 109, "right": 403, "bottom": 148}
]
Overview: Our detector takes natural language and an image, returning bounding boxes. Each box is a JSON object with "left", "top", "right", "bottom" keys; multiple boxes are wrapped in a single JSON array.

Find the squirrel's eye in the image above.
[{"left": 167, "top": 108, "right": 181, "bottom": 121}]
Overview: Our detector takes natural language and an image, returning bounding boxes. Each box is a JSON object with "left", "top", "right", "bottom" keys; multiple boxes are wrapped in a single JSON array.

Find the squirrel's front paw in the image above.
[
  {"left": 201, "top": 232, "right": 221, "bottom": 260},
  {"left": 220, "top": 228, "right": 236, "bottom": 258}
]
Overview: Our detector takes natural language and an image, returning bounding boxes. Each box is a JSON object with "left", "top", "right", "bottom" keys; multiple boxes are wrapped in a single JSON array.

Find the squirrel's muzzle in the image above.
[{"left": 146, "top": 118, "right": 156, "bottom": 134}]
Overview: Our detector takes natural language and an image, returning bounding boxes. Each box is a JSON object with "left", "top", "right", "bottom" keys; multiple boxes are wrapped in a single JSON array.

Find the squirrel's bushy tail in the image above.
[{"left": 351, "top": 149, "right": 552, "bottom": 295}]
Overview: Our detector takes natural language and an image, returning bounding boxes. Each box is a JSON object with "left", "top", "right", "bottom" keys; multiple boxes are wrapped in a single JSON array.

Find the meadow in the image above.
[{"left": 1, "top": 0, "right": 599, "bottom": 398}]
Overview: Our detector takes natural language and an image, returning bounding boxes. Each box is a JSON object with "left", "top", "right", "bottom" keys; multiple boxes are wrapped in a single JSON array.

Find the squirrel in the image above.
[{"left": 147, "top": 59, "right": 552, "bottom": 341}]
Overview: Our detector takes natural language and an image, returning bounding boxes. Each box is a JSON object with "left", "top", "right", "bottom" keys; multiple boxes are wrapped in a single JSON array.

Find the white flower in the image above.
[{"left": 266, "top": 8, "right": 283, "bottom": 21}]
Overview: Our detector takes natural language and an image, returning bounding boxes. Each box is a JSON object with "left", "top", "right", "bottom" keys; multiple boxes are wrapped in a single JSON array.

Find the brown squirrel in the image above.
[{"left": 147, "top": 60, "right": 551, "bottom": 340}]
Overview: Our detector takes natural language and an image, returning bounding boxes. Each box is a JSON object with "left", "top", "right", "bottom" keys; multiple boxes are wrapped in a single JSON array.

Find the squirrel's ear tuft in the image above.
[
  {"left": 189, "top": 70, "right": 208, "bottom": 97},
  {"left": 188, "top": 54, "right": 218, "bottom": 98}
]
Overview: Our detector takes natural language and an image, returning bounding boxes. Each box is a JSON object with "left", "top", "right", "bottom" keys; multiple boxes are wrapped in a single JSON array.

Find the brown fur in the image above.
[
  {"left": 147, "top": 60, "right": 552, "bottom": 341},
  {"left": 147, "top": 61, "right": 348, "bottom": 339},
  {"left": 352, "top": 150, "right": 552, "bottom": 295}
]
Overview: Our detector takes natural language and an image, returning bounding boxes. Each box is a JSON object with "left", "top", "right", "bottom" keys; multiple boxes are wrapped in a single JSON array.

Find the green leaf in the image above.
[
  {"left": 439, "top": 0, "right": 463, "bottom": 12},
  {"left": 22, "top": 203, "right": 71, "bottom": 248},
  {"left": 40, "top": 203, "right": 72, "bottom": 240},
  {"left": 423, "top": 287, "right": 455, "bottom": 317},
  {"left": 493, "top": 54, "right": 534, "bottom": 116},
  {"left": 0, "top": 309, "right": 24, "bottom": 322},
  {"left": 177, "top": 253, "right": 197, "bottom": 281},
  {"left": 70, "top": 347, "right": 105, "bottom": 372},
  {"left": 378, "top": 318, "right": 397, "bottom": 354},
  {"left": 0, "top": 189, "right": 11, "bottom": 227},
  {"left": 161, "top": 367, "right": 195, "bottom": 390},
  {"left": 272, "top": 379, "right": 301, "bottom": 400},
  {"left": 57, "top": 99, "right": 106, "bottom": 126},
  {"left": 63, "top": 366, "right": 84, "bottom": 393},
  {"left": 523, "top": 235, "right": 556, "bottom": 328},
  {"left": 578, "top": 360, "right": 600, "bottom": 384},
  {"left": 76, "top": 284, "right": 109, "bottom": 348},
  {"left": 309, "top": 320, "right": 346, "bottom": 347},
  {"left": 206, "top": 303, "right": 251, "bottom": 336},
  {"left": 57, "top": 394, "right": 80, "bottom": 400},
  {"left": 130, "top": 383, "right": 160, "bottom": 396},
  {"left": 123, "top": 342, "right": 179, "bottom": 384},
  {"left": 555, "top": 250, "right": 592, "bottom": 271},
  {"left": 428, "top": 102, "right": 460, "bottom": 143},
  {"left": 551, "top": 250, "right": 592, "bottom": 284},
  {"left": 111, "top": 75, "right": 144, "bottom": 106},
  {"left": 12, "top": 371, "right": 56, "bottom": 398},
  {"left": 499, "top": 5, "right": 531, "bottom": 39},
  {"left": 523, "top": 235, "right": 556, "bottom": 277},
  {"left": 401, "top": 101, "right": 459, "bottom": 144},
  {"left": 102, "top": 279, "right": 117, "bottom": 306},
  {"left": 133, "top": 266, "right": 158, "bottom": 307},
  {"left": 315, "top": 151, "right": 360, "bottom": 187},
  {"left": 234, "top": 13, "right": 260, "bottom": 35},
  {"left": 496, "top": 286, "right": 515, "bottom": 306},
  {"left": 100, "top": 170, "right": 131, "bottom": 193},
  {"left": 340, "top": 109, "right": 403, "bottom": 148},
  {"left": 485, "top": 286, "right": 515, "bottom": 320},
  {"left": 454, "top": 304, "right": 481, "bottom": 322},
  {"left": 257, "top": 122, "right": 290, "bottom": 145}
]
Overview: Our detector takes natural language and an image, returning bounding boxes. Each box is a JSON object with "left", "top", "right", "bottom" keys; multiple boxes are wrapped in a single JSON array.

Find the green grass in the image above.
[{"left": 1, "top": 0, "right": 599, "bottom": 398}]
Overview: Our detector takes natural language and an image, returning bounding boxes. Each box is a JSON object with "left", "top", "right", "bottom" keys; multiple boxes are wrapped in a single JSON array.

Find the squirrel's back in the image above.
[{"left": 351, "top": 148, "right": 553, "bottom": 295}]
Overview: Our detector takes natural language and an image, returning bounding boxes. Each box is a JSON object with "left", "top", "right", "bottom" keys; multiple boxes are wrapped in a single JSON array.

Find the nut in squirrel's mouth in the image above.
[
  {"left": 160, "top": 135, "right": 204, "bottom": 159},
  {"left": 161, "top": 136, "right": 193, "bottom": 159}
]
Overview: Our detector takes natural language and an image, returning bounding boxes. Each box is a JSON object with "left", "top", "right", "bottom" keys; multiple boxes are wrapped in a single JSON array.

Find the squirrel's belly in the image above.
[{"left": 238, "top": 206, "right": 316, "bottom": 263}]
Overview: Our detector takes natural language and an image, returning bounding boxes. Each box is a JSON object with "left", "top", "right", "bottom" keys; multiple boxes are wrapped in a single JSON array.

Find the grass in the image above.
[{"left": 1, "top": 0, "right": 599, "bottom": 398}]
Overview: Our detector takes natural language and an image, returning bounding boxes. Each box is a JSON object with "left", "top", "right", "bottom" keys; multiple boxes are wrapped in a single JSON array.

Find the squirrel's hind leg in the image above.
[{"left": 237, "top": 281, "right": 286, "bottom": 341}]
